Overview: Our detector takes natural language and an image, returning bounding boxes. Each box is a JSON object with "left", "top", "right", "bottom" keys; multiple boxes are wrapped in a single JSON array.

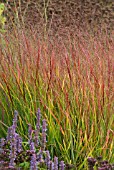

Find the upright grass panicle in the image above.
[{"left": 0, "top": 30, "right": 114, "bottom": 169}]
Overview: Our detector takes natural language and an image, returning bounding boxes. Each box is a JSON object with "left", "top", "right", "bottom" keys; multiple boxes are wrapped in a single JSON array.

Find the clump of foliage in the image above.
[{"left": 0, "top": 110, "right": 114, "bottom": 170}]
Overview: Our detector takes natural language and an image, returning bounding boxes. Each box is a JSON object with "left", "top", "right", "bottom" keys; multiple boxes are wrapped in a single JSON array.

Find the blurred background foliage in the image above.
[{"left": 0, "top": 0, "right": 114, "bottom": 36}]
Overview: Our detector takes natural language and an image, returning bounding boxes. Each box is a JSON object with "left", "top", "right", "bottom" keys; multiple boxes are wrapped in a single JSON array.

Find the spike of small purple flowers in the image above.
[
  {"left": 30, "top": 141, "right": 38, "bottom": 170},
  {"left": 8, "top": 111, "right": 19, "bottom": 168},
  {"left": 7, "top": 127, "right": 12, "bottom": 142},
  {"left": 30, "top": 141, "right": 35, "bottom": 153},
  {"left": 54, "top": 156, "right": 58, "bottom": 170},
  {"left": 28, "top": 124, "right": 32, "bottom": 145},
  {"left": 9, "top": 158, "right": 15, "bottom": 169},
  {"left": 45, "top": 150, "right": 51, "bottom": 169},
  {"left": 30, "top": 153, "right": 38, "bottom": 170},
  {"left": 41, "top": 119, "right": 47, "bottom": 151},
  {"left": 13, "top": 110, "right": 18, "bottom": 129},
  {"left": 37, "top": 149, "right": 43, "bottom": 164},
  {"left": 59, "top": 161, "right": 65, "bottom": 170},
  {"left": 34, "top": 108, "right": 41, "bottom": 147},
  {"left": 50, "top": 161, "right": 54, "bottom": 170},
  {"left": 9, "top": 126, "right": 17, "bottom": 168},
  {"left": 36, "top": 108, "right": 41, "bottom": 131},
  {"left": 16, "top": 134, "right": 22, "bottom": 153}
]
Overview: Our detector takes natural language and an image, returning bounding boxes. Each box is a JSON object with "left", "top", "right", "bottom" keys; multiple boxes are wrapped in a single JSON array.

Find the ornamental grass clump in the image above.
[
  {"left": 0, "top": 109, "right": 67, "bottom": 170},
  {"left": 0, "top": 29, "right": 114, "bottom": 169}
]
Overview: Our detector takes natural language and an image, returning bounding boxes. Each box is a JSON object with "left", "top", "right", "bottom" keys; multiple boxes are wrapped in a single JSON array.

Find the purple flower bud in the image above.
[
  {"left": 54, "top": 156, "right": 58, "bottom": 170},
  {"left": 59, "top": 161, "right": 65, "bottom": 170}
]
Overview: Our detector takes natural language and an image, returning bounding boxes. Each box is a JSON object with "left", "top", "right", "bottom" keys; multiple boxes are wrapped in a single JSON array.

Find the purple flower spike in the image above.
[
  {"left": 34, "top": 108, "right": 41, "bottom": 147},
  {"left": 59, "top": 161, "right": 65, "bottom": 170},
  {"left": 7, "top": 127, "right": 12, "bottom": 142},
  {"left": 9, "top": 158, "right": 15, "bottom": 168},
  {"left": 37, "top": 149, "right": 42, "bottom": 163},
  {"left": 54, "top": 156, "right": 58, "bottom": 170},
  {"left": 16, "top": 135, "right": 22, "bottom": 153},
  {"left": 41, "top": 119, "right": 47, "bottom": 151},
  {"left": 30, "top": 141, "right": 35, "bottom": 153},
  {"left": 28, "top": 124, "right": 32, "bottom": 145},
  {"left": 42, "top": 119, "right": 47, "bottom": 133},
  {"left": 9, "top": 126, "right": 17, "bottom": 168},
  {"left": 36, "top": 108, "right": 41, "bottom": 131},
  {"left": 30, "top": 142, "right": 37, "bottom": 170},
  {"left": 45, "top": 150, "right": 51, "bottom": 169},
  {"left": 13, "top": 110, "right": 18, "bottom": 129},
  {"left": 50, "top": 161, "right": 54, "bottom": 170},
  {"left": 30, "top": 153, "right": 38, "bottom": 170}
]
